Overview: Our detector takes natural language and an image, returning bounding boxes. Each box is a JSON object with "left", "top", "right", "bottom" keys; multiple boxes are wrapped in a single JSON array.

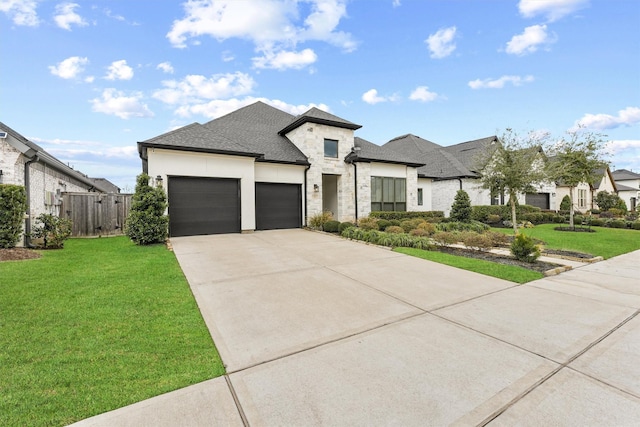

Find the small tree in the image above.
[
  {"left": 559, "top": 195, "right": 571, "bottom": 212},
  {"left": 31, "top": 213, "right": 72, "bottom": 248},
  {"left": 477, "top": 129, "right": 549, "bottom": 235},
  {"left": 125, "top": 173, "right": 169, "bottom": 245},
  {"left": 450, "top": 189, "right": 472, "bottom": 222},
  {"left": 595, "top": 191, "right": 624, "bottom": 212},
  {"left": 0, "top": 184, "right": 27, "bottom": 248},
  {"left": 546, "top": 129, "right": 609, "bottom": 228}
]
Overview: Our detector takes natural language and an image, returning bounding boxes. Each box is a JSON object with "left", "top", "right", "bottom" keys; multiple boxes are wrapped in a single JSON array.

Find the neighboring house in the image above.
[
  {"left": 554, "top": 167, "right": 617, "bottom": 212},
  {"left": 612, "top": 169, "right": 640, "bottom": 211},
  {"left": 383, "top": 134, "right": 557, "bottom": 214},
  {"left": 0, "top": 122, "right": 111, "bottom": 245},
  {"left": 138, "top": 101, "right": 423, "bottom": 237}
]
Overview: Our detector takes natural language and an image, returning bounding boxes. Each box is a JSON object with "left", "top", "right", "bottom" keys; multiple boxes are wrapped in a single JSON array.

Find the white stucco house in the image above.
[
  {"left": 612, "top": 169, "right": 640, "bottom": 211},
  {"left": 138, "top": 102, "right": 423, "bottom": 237},
  {"left": 0, "top": 121, "right": 114, "bottom": 245},
  {"left": 554, "top": 167, "right": 617, "bottom": 212}
]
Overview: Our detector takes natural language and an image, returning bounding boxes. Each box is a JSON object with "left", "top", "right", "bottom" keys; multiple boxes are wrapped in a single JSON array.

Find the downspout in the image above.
[
  {"left": 458, "top": 178, "right": 463, "bottom": 190},
  {"left": 303, "top": 164, "right": 311, "bottom": 227},
  {"left": 24, "top": 155, "right": 39, "bottom": 247},
  {"left": 353, "top": 161, "right": 358, "bottom": 222}
]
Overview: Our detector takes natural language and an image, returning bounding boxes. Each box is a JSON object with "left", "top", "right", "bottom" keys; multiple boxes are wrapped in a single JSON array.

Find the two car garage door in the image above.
[{"left": 167, "top": 177, "right": 301, "bottom": 237}]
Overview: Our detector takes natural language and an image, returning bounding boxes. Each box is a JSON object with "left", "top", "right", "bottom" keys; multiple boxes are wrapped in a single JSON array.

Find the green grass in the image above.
[
  {"left": 394, "top": 247, "right": 544, "bottom": 284},
  {"left": 492, "top": 223, "right": 640, "bottom": 259},
  {"left": 0, "top": 237, "right": 224, "bottom": 427}
]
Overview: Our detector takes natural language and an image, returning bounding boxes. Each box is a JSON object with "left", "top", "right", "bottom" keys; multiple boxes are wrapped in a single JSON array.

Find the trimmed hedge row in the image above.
[{"left": 369, "top": 211, "right": 444, "bottom": 220}]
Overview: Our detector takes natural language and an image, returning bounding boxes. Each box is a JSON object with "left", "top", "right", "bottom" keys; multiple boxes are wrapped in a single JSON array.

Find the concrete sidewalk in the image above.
[{"left": 71, "top": 230, "right": 640, "bottom": 426}]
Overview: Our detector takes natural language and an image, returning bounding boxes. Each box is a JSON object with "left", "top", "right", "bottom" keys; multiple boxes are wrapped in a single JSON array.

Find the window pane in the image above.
[
  {"left": 371, "top": 177, "right": 382, "bottom": 203},
  {"left": 371, "top": 202, "right": 382, "bottom": 211},
  {"left": 383, "top": 178, "right": 394, "bottom": 202},
  {"left": 324, "top": 139, "right": 338, "bottom": 158},
  {"left": 396, "top": 202, "right": 406, "bottom": 212},
  {"left": 395, "top": 179, "right": 406, "bottom": 202},
  {"left": 418, "top": 188, "right": 423, "bottom": 206}
]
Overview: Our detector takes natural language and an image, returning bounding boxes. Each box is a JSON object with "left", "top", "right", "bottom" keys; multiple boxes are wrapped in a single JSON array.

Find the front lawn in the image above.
[
  {"left": 394, "top": 247, "right": 544, "bottom": 284},
  {"left": 0, "top": 237, "right": 224, "bottom": 427},
  {"left": 493, "top": 223, "right": 640, "bottom": 259}
]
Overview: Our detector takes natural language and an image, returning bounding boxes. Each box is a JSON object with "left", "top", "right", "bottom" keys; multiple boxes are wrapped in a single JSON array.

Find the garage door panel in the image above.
[
  {"left": 525, "top": 193, "right": 550, "bottom": 210},
  {"left": 256, "top": 183, "right": 301, "bottom": 230},
  {"left": 168, "top": 177, "right": 240, "bottom": 237}
]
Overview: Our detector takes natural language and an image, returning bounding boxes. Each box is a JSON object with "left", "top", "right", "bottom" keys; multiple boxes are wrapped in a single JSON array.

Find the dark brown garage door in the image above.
[
  {"left": 168, "top": 176, "right": 240, "bottom": 237},
  {"left": 255, "top": 183, "right": 302, "bottom": 230},
  {"left": 525, "top": 193, "right": 550, "bottom": 210}
]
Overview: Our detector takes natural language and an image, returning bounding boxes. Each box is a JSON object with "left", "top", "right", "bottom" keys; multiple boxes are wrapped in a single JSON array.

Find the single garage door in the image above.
[
  {"left": 168, "top": 176, "right": 240, "bottom": 237},
  {"left": 255, "top": 183, "right": 302, "bottom": 230},
  {"left": 525, "top": 193, "right": 550, "bottom": 210}
]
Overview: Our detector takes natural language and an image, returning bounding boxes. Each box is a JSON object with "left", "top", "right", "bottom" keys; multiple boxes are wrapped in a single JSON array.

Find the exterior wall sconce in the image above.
[
  {"left": 0, "top": 169, "right": 3, "bottom": 182},
  {"left": 313, "top": 184, "right": 319, "bottom": 192},
  {"left": 156, "top": 175, "right": 163, "bottom": 186}
]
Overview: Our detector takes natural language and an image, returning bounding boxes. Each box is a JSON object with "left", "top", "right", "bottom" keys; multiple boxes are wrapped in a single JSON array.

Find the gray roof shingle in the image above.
[
  {"left": 279, "top": 107, "right": 361, "bottom": 135},
  {"left": 612, "top": 169, "right": 640, "bottom": 181},
  {"left": 347, "top": 137, "right": 424, "bottom": 167}
]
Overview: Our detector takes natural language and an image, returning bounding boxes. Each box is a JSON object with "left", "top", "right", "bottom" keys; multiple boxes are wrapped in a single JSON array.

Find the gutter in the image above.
[
  {"left": 353, "top": 162, "right": 358, "bottom": 223},
  {"left": 303, "top": 164, "right": 311, "bottom": 227},
  {"left": 23, "top": 155, "right": 39, "bottom": 247}
]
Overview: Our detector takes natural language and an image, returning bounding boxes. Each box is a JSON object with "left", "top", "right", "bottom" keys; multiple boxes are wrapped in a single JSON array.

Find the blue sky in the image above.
[{"left": 2, "top": 0, "right": 639, "bottom": 191}]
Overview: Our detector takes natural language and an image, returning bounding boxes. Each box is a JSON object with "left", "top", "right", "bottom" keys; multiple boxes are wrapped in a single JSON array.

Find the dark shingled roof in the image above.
[
  {"left": 346, "top": 137, "right": 424, "bottom": 167},
  {"left": 0, "top": 121, "right": 112, "bottom": 193},
  {"left": 612, "top": 169, "right": 640, "bottom": 181},
  {"left": 279, "top": 107, "right": 361, "bottom": 135},
  {"left": 139, "top": 102, "right": 309, "bottom": 164},
  {"left": 615, "top": 183, "right": 639, "bottom": 191},
  {"left": 383, "top": 134, "right": 498, "bottom": 179}
]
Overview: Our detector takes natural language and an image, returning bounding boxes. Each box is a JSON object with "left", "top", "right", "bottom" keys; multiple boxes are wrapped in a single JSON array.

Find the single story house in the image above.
[
  {"left": 383, "top": 134, "right": 556, "bottom": 214},
  {"left": 554, "top": 167, "right": 617, "bottom": 212},
  {"left": 138, "top": 101, "right": 423, "bottom": 237},
  {"left": 0, "top": 121, "right": 113, "bottom": 245},
  {"left": 612, "top": 169, "right": 640, "bottom": 211}
]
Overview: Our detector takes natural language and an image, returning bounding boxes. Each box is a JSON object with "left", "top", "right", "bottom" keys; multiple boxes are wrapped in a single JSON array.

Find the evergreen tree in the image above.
[
  {"left": 125, "top": 173, "right": 169, "bottom": 245},
  {"left": 450, "top": 189, "right": 472, "bottom": 222}
]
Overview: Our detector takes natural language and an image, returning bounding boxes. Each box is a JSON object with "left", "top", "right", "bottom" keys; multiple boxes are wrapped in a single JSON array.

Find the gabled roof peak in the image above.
[{"left": 279, "top": 107, "right": 361, "bottom": 135}]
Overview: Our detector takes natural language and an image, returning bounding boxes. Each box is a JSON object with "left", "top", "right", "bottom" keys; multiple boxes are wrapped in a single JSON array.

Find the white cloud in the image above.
[
  {"left": 175, "top": 96, "right": 329, "bottom": 120},
  {"left": 425, "top": 26, "right": 457, "bottom": 59},
  {"left": 518, "top": 0, "right": 589, "bottom": 22},
  {"left": 0, "top": 0, "right": 39, "bottom": 26},
  {"left": 468, "top": 75, "right": 535, "bottom": 89},
  {"left": 49, "top": 56, "right": 89, "bottom": 79},
  {"left": 409, "top": 86, "right": 439, "bottom": 102},
  {"left": 362, "top": 89, "right": 388, "bottom": 105},
  {"left": 153, "top": 72, "right": 256, "bottom": 105},
  {"left": 157, "top": 61, "right": 174, "bottom": 74},
  {"left": 222, "top": 51, "right": 235, "bottom": 62},
  {"left": 505, "top": 24, "right": 556, "bottom": 56},
  {"left": 90, "top": 88, "right": 154, "bottom": 119},
  {"left": 606, "top": 140, "right": 640, "bottom": 155},
  {"left": 253, "top": 48, "right": 318, "bottom": 70},
  {"left": 105, "top": 60, "right": 134, "bottom": 80},
  {"left": 576, "top": 107, "right": 640, "bottom": 130},
  {"left": 392, "top": 0, "right": 401, "bottom": 7},
  {"left": 54, "top": 3, "right": 87, "bottom": 30},
  {"left": 166, "top": 0, "right": 357, "bottom": 66}
]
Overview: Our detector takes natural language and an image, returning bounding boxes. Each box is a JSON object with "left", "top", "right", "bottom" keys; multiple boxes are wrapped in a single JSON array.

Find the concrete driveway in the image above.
[{"left": 73, "top": 229, "right": 640, "bottom": 426}]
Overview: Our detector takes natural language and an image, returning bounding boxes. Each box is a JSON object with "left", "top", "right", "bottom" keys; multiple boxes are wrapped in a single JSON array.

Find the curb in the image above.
[{"left": 544, "top": 265, "right": 573, "bottom": 276}]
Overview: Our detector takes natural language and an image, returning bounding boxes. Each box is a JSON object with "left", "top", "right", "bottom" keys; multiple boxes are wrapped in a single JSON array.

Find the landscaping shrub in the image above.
[
  {"left": 376, "top": 219, "right": 391, "bottom": 230},
  {"left": 125, "top": 173, "right": 169, "bottom": 245},
  {"left": 411, "top": 237, "right": 433, "bottom": 250},
  {"left": 596, "top": 191, "right": 623, "bottom": 212},
  {"left": 323, "top": 220, "right": 340, "bottom": 233},
  {"left": 339, "top": 221, "right": 355, "bottom": 233},
  {"left": 559, "top": 195, "right": 571, "bottom": 212},
  {"left": 626, "top": 212, "right": 638, "bottom": 221},
  {"left": 632, "top": 221, "right": 640, "bottom": 230},
  {"left": 400, "top": 218, "right": 424, "bottom": 233},
  {"left": 309, "top": 210, "right": 334, "bottom": 230},
  {"left": 436, "top": 220, "right": 489, "bottom": 233},
  {"left": 388, "top": 219, "right": 401, "bottom": 226},
  {"left": 30, "top": 213, "right": 72, "bottom": 249},
  {"left": 486, "top": 214, "right": 502, "bottom": 224},
  {"left": 599, "top": 211, "right": 613, "bottom": 219},
  {"left": 0, "top": 184, "right": 27, "bottom": 248},
  {"left": 432, "top": 231, "right": 459, "bottom": 247},
  {"left": 385, "top": 225, "right": 404, "bottom": 234},
  {"left": 589, "top": 208, "right": 601, "bottom": 215},
  {"left": 460, "top": 231, "right": 493, "bottom": 251},
  {"left": 450, "top": 190, "right": 472, "bottom": 222},
  {"left": 510, "top": 233, "right": 540, "bottom": 263},
  {"left": 409, "top": 228, "right": 430, "bottom": 237},
  {"left": 608, "top": 219, "right": 627, "bottom": 229},
  {"left": 369, "top": 211, "right": 444, "bottom": 221},
  {"left": 589, "top": 218, "right": 604, "bottom": 227},
  {"left": 471, "top": 204, "right": 540, "bottom": 224},
  {"left": 416, "top": 221, "right": 436, "bottom": 235},
  {"left": 363, "top": 230, "right": 382, "bottom": 244},
  {"left": 553, "top": 214, "right": 566, "bottom": 223},
  {"left": 485, "top": 230, "right": 510, "bottom": 247},
  {"left": 357, "top": 216, "right": 379, "bottom": 230},
  {"left": 608, "top": 208, "right": 626, "bottom": 217}
]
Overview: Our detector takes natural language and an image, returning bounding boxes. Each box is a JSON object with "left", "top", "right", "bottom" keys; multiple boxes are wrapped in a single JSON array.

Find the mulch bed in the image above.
[
  {"left": 436, "top": 247, "right": 562, "bottom": 274},
  {"left": 0, "top": 248, "right": 43, "bottom": 262}
]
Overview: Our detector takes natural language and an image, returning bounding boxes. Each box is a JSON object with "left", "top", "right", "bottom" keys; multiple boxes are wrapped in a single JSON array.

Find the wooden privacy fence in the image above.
[{"left": 60, "top": 193, "right": 132, "bottom": 237}]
